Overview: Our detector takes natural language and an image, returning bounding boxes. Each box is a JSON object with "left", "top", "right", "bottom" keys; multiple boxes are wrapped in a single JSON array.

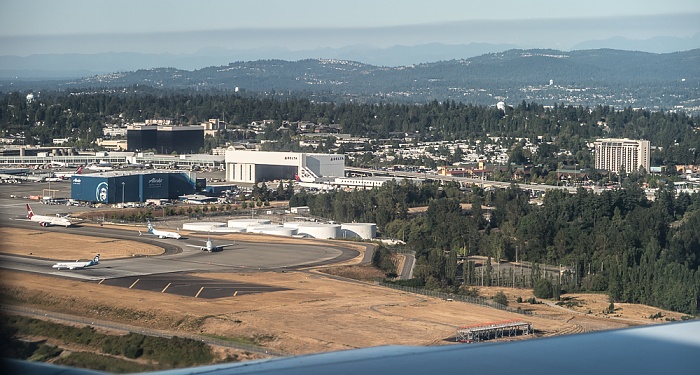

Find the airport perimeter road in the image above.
[{"left": 399, "top": 252, "right": 416, "bottom": 280}]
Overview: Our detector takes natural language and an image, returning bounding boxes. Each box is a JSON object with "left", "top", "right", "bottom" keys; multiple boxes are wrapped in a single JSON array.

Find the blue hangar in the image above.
[{"left": 70, "top": 171, "right": 199, "bottom": 203}]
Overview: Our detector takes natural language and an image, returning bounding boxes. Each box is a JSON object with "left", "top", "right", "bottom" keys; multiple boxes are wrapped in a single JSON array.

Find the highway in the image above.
[{"left": 345, "top": 167, "right": 583, "bottom": 194}]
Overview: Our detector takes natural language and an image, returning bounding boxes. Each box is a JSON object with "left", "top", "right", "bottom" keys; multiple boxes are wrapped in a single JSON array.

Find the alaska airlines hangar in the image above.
[
  {"left": 224, "top": 150, "right": 345, "bottom": 183},
  {"left": 70, "top": 171, "right": 198, "bottom": 203}
]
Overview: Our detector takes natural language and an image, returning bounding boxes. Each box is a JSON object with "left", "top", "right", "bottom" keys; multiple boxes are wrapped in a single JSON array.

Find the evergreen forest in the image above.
[{"left": 1, "top": 90, "right": 699, "bottom": 314}]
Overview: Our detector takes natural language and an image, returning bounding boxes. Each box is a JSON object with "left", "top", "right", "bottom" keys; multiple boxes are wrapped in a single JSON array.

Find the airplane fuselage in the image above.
[{"left": 30, "top": 214, "right": 72, "bottom": 227}]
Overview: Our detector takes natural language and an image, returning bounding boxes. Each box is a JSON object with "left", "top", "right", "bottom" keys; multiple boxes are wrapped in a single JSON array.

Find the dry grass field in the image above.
[{"left": 0, "top": 227, "right": 686, "bottom": 356}]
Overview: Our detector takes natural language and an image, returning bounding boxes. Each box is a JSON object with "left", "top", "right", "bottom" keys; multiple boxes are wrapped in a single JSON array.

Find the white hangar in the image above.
[{"left": 224, "top": 150, "right": 345, "bottom": 183}]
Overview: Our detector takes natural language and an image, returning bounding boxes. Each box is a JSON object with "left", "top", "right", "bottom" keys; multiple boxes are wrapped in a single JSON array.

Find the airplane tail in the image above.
[
  {"left": 147, "top": 220, "right": 154, "bottom": 233},
  {"left": 26, "top": 204, "right": 34, "bottom": 219},
  {"left": 92, "top": 254, "right": 100, "bottom": 265},
  {"left": 76, "top": 166, "right": 83, "bottom": 174}
]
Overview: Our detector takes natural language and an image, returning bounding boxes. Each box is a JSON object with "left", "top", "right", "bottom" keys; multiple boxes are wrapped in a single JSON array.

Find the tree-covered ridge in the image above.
[
  {"left": 1, "top": 92, "right": 698, "bottom": 165},
  {"left": 2, "top": 49, "right": 699, "bottom": 110},
  {"left": 293, "top": 180, "right": 700, "bottom": 315}
]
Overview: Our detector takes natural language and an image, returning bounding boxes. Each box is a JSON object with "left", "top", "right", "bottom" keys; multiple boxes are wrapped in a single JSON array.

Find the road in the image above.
[{"left": 346, "top": 167, "right": 583, "bottom": 194}]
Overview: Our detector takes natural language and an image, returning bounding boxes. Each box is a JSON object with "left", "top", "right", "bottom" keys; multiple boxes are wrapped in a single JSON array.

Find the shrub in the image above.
[
  {"left": 493, "top": 291, "right": 509, "bottom": 306},
  {"left": 533, "top": 279, "right": 554, "bottom": 299}
]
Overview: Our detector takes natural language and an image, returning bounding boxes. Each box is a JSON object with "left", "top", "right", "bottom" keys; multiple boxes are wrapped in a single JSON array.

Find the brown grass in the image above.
[
  {"left": 0, "top": 227, "right": 686, "bottom": 357},
  {"left": 0, "top": 227, "right": 164, "bottom": 260}
]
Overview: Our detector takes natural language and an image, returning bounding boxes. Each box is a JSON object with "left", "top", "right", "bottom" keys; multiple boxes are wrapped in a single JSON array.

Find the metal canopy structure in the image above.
[{"left": 456, "top": 319, "right": 532, "bottom": 343}]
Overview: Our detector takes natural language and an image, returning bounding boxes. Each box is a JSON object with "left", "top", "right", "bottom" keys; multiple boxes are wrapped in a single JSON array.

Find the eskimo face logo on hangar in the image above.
[{"left": 95, "top": 182, "right": 108, "bottom": 202}]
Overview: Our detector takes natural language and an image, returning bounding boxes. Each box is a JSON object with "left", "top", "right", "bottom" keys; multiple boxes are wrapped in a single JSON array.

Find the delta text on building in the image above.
[
  {"left": 224, "top": 150, "right": 345, "bottom": 183},
  {"left": 594, "top": 138, "right": 650, "bottom": 174}
]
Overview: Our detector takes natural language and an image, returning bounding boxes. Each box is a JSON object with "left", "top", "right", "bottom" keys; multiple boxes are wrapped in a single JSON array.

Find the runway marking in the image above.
[
  {"left": 195, "top": 287, "right": 204, "bottom": 298},
  {"left": 129, "top": 279, "right": 140, "bottom": 288},
  {"left": 98, "top": 279, "right": 105, "bottom": 284},
  {"left": 161, "top": 282, "right": 171, "bottom": 293}
]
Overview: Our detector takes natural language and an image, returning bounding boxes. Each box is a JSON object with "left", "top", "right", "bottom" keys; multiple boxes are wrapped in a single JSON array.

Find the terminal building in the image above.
[
  {"left": 224, "top": 150, "right": 345, "bottom": 183},
  {"left": 70, "top": 171, "right": 198, "bottom": 203},
  {"left": 127, "top": 125, "right": 204, "bottom": 154}
]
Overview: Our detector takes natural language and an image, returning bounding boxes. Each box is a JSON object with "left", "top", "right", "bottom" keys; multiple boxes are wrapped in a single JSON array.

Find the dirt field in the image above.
[
  {"left": 0, "top": 227, "right": 686, "bottom": 356},
  {"left": 0, "top": 227, "right": 164, "bottom": 260}
]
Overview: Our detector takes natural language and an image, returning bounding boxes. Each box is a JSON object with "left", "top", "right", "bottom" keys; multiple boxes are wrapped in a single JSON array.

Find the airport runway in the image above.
[{"left": 0, "top": 181, "right": 362, "bottom": 295}]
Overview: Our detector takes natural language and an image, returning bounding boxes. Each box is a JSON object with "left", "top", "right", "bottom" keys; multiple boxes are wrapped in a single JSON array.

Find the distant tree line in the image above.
[{"left": 0, "top": 91, "right": 697, "bottom": 167}]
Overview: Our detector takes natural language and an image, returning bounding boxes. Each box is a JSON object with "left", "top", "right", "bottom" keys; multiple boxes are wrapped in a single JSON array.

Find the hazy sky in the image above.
[{"left": 1, "top": 0, "right": 699, "bottom": 55}]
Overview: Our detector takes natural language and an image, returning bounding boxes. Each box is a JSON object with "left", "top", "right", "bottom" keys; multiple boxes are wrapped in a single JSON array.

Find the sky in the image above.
[{"left": 1, "top": 0, "right": 699, "bottom": 55}]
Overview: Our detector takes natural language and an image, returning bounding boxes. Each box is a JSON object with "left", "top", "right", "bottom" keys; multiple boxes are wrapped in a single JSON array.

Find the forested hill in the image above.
[{"left": 4, "top": 49, "right": 699, "bottom": 112}]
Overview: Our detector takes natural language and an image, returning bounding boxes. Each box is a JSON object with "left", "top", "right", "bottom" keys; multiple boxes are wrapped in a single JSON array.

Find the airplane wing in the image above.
[{"left": 3, "top": 320, "right": 700, "bottom": 374}]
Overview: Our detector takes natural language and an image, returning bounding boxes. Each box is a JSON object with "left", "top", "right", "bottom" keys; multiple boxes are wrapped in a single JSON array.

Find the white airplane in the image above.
[
  {"left": 123, "top": 159, "right": 150, "bottom": 169},
  {"left": 26, "top": 204, "right": 73, "bottom": 227},
  {"left": 86, "top": 164, "right": 114, "bottom": 172},
  {"left": 52, "top": 254, "right": 99, "bottom": 270},
  {"left": 139, "top": 220, "right": 181, "bottom": 239},
  {"left": 55, "top": 165, "right": 83, "bottom": 180},
  {"left": 186, "top": 237, "right": 235, "bottom": 252}
]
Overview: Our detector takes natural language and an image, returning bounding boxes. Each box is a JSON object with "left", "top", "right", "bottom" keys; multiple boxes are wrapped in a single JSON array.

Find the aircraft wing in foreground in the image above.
[{"left": 4, "top": 319, "right": 700, "bottom": 375}]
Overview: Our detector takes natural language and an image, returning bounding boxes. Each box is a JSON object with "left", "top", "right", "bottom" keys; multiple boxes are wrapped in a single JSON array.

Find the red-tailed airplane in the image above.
[{"left": 26, "top": 204, "right": 73, "bottom": 227}]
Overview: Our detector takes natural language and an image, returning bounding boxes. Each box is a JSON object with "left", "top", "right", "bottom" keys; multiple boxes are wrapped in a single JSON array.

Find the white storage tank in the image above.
[
  {"left": 288, "top": 222, "right": 340, "bottom": 239},
  {"left": 247, "top": 225, "right": 297, "bottom": 237},
  {"left": 341, "top": 223, "right": 377, "bottom": 239},
  {"left": 209, "top": 226, "right": 245, "bottom": 233},
  {"left": 182, "top": 222, "right": 227, "bottom": 232},
  {"left": 227, "top": 218, "right": 271, "bottom": 230}
]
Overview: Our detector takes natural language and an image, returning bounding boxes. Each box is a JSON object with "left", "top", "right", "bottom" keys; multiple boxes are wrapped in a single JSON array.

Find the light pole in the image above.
[{"left": 121, "top": 182, "right": 125, "bottom": 207}]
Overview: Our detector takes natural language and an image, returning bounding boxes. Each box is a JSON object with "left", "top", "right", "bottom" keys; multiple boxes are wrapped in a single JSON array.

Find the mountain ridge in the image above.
[{"left": 2, "top": 48, "right": 698, "bottom": 112}]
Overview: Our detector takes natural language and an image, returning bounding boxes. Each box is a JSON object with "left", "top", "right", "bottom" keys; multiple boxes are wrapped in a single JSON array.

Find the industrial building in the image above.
[
  {"left": 127, "top": 125, "right": 204, "bottom": 154},
  {"left": 594, "top": 138, "right": 650, "bottom": 174},
  {"left": 224, "top": 150, "right": 345, "bottom": 183},
  {"left": 181, "top": 218, "right": 377, "bottom": 240},
  {"left": 70, "top": 170, "right": 198, "bottom": 203}
]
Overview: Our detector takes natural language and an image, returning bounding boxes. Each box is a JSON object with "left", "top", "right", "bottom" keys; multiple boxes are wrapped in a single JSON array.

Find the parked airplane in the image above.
[
  {"left": 55, "top": 165, "right": 83, "bottom": 180},
  {"left": 86, "top": 161, "right": 113, "bottom": 172},
  {"left": 186, "top": 237, "right": 234, "bottom": 252},
  {"left": 123, "top": 159, "right": 150, "bottom": 169},
  {"left": 26, "top": 204, "right": 73, "bottom": 227},
  {"left": 52, "top": 254, "right": 99, "bottom": 270},
  {"left": 139, "top": 220, "right": 181, "bottom": 239}
]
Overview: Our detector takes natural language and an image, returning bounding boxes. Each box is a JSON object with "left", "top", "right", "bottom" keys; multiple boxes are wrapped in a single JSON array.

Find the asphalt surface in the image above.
[{"left": 0, "top": 180, "right": 362, "bottom": 292}]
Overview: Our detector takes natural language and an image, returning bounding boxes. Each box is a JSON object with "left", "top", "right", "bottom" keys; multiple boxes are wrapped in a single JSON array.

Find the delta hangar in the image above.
[{"left": 224, "top": 150, "right": 345, "bottom": 183}]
